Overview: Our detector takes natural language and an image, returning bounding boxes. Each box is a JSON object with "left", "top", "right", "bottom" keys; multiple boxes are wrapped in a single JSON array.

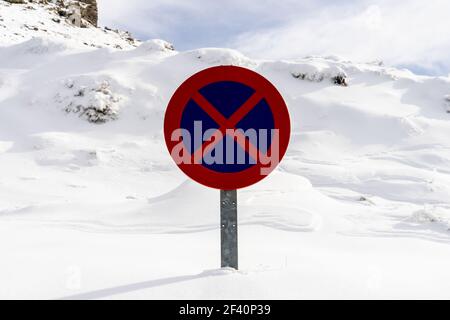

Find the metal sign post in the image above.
[
  {"left": 220, "top": 190, "right": 238, "bottom": 269},
  {"left": 164, "top": 66, "right": 291, "bottom": 272}
]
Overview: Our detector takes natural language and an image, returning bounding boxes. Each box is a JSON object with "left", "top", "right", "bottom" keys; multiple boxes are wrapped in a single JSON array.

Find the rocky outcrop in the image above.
[
  {"left": 79, "top": 0, "right": 97, "bottom": 27},
  {"left": 1, "top": 0, "right": 138, "bottom": 49},
  {"left": 3, "top": 0, "right": 98, "bottom": 27},
  {"left": 59, "top": 0, "right": 98, "bottom": 27},
  {"left": 445, "top": 95, "right": 450, "bottom": 113}
]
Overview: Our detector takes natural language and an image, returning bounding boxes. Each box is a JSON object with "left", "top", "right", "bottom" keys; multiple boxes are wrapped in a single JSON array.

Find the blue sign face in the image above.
[{"left": 180, "top": 80, "right": 275, "bottom": 173}]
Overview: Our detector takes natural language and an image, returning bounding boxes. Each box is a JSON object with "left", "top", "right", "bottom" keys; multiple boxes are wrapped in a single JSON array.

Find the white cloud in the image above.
[
  {"left": 98, "top": 0, "right": 450, "bottom": 75},
  {"left": 231, "top": 0, "right": 450, "bottom": 75},
  {"left": 97, "top": 0, "right": 321, "bottom": 47}
]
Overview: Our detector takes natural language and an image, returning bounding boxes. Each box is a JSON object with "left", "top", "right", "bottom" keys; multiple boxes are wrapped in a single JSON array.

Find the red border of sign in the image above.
[{"left": 164, "top": 66, "right": 291, "bottom": 190}]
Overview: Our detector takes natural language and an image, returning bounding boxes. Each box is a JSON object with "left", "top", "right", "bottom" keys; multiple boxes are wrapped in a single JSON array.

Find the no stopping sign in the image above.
[{"left": 164, "top": 66, "right": 291, "bottom": 189}]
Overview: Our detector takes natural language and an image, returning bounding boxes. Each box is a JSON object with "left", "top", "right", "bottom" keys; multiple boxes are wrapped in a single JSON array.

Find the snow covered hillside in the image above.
[
  {"left": 0, "top": 0, "right": 137, "bottom": 49},
  {"left": 1, "top": 0, "right": 450, "bottom": 300}
]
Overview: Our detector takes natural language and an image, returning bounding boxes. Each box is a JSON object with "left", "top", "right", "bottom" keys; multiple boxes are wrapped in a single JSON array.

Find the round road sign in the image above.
[{"left": 164, "top": 66, "right": 291, "bottom": 189}]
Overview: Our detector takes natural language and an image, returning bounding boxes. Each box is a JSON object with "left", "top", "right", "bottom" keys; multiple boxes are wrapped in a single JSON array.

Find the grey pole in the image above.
[{"left": 220, "top": 190, "right": 238, "bottom": 269}]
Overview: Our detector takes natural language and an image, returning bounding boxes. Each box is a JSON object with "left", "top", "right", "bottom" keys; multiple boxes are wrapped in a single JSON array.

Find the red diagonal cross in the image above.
[{"left": 190, "top": 90, "right": 267, "bottom": 164}]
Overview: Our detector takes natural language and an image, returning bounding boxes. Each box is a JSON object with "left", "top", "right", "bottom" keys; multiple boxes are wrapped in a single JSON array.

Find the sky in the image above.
[{"left": 98, "top": 0, "right": 450, "bottom": 76}]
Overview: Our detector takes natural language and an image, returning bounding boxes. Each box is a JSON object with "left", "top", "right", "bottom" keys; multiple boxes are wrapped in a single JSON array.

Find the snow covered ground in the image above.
[{"left": 1, "top": 1, "right": 450, "bottom": 300}]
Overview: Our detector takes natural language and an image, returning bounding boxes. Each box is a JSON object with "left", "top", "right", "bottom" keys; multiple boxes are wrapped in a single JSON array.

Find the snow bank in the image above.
[
  {"left": 0, "top": 37, "right": 73, "bottom": 68},
  {"left": 135, "top": 39, "right": 175, "bottom": 53},
  {"left": 56, "top": 77, "right": 126, "bottom": 123},
  {"left": 27, "top": 74, "right": 130, "bottom": 123},
  {"left": 409, "top": 206, "right": 450, "bottom": 231},
  {"left": 260, "top": 60, "right": 347, "bottom": 85},
  {"left": 180, "top": 48, "right": 257, "bottom": 67},
  {"left": 10, "top": 37, "right": 71, "bottom": 55}
]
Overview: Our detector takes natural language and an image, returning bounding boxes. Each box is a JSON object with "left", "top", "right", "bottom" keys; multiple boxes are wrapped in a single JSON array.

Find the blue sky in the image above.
[{"left": 98, "top": 0, "right": 450, "bottom": 76}]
